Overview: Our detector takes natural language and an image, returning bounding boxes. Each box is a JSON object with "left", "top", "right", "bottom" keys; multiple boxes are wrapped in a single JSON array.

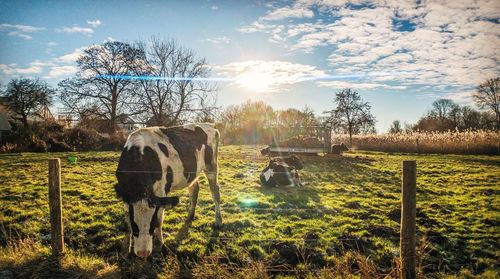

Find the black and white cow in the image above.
[
  {"left": 115, "top": 123, "right": 221, "bottom": 259},
  {"left": 269, "top": 155, "right": 304, "bottom": 170},
  {"left": 331, "top": 143, "right": 349, "bottom": 155},
  {"left": 260, "top": 156, "right": 303, "bottom": 188}
]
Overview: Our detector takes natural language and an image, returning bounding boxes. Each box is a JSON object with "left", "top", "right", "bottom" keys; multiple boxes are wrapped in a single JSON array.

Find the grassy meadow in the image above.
[{"left": 0, "top": 146, "right": 498, "bottom": 278}]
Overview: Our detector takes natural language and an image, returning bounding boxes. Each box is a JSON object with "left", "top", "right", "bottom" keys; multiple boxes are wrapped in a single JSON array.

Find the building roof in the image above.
[{"left": 0, "top": 112, "right": 12, "bottom": 131}]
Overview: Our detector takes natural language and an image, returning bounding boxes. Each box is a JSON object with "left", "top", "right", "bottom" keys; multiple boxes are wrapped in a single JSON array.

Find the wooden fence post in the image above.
[
  {"left": 401, "top": 160, "right": 416, "bottom": 279},
  {"left": 48, "top": 158, "right": 64, "bottom": 255}
]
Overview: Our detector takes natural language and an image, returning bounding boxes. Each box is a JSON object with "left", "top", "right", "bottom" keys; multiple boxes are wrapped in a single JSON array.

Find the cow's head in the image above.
[
  {"left": 340, "top": 143, "right": 349, "bottom": 152},
  {"left": 285, "top": 155, "right": 304, "bottom": 170},
  {"left": 126, "top": 196, "right": 179, "bottom": 259}
]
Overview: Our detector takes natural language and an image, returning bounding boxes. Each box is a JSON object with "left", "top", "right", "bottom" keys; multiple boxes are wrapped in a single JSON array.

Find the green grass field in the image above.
[{"left": 0, "top": 146, "right": 498, "bottom": 278}]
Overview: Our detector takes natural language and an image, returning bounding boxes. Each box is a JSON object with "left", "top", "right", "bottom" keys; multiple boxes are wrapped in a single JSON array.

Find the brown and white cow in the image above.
[
  {"left": 114, "top": 123, "right": 221, "bottom": 259},
  {"left": 260, "top": 155, "right": 304, "bottom": 188}
]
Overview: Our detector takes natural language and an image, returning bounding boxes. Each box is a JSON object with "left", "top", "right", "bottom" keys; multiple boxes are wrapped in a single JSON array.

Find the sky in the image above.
[{"left": 0, "top": 0, "right": 499, "bottom": 132}]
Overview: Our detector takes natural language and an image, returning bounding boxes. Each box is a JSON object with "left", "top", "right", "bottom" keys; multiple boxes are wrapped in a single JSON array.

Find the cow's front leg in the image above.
[
  {"left": 122, "top": 203, "right": 132, "bottom": 256},
  {"left": 187, "top": 181, "right": 200, "bottom": 221},
  {"left": 294, "top": 170, "right": 303, "bottom": 187},
  {"left": 153, "top": 207, "right": 164, "bottom": 253}
]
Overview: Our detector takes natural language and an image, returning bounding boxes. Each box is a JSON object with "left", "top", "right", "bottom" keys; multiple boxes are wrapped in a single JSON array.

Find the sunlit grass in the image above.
[{"left": 0, "top": 146, "right": 498, "bottom": 277}]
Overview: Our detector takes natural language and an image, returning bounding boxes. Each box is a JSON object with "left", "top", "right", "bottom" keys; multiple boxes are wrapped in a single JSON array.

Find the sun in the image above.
[{"left": 235, "top": 71, "right": 275, "bottom": 92}]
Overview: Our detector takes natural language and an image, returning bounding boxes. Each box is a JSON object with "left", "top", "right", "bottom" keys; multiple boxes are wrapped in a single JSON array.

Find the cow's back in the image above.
[{"left": 115, "top": 124, "right": 219, "bottom": 202}]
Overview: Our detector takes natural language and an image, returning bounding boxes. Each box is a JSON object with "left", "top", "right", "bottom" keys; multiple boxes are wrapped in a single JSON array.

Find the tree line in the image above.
[{"left": 390, "top": 79, "right": 499, "bottom": 134}]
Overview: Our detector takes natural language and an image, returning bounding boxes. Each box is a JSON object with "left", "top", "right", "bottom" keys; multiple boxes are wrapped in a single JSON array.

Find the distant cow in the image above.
[
  {"left": 115, "top": 123, "right": 221, "bottom": 259},
  {"left": 260, "top": 159, "right": 303, "bottom": 188},
  {"left": 331, "top": 143, "right": 349, "bottom": 155}
]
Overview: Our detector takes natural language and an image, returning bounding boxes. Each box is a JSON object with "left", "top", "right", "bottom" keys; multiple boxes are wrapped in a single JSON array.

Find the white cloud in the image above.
[
  {"left": 210, "top": 5, "right": 218, "bottom": 10},
  {"left": 202, "top": 36, "right": 230, "bottom": 44},
  {"left": 0, "top": 23, "right": 45, "bottom": 40},
  {"left": 261, "top": 6, "right": 314, "bottom": 21},
  {"left": 0, "top": 46, "right": 88, "bottom": 81},
  {"left": 57, "top": 26, "right": 94, "bottom": 36},
  {"left": 0, "top": 63, "right": 43, "bottom": 76},
  {"left": 0, "top": 23, "right": 45, "bottom": 33},
  {"left": 238, "top": 0, "right": 500, "bottom": 94},
  {"left": 317, "top": 80, "right": 407, "bottom": 90},
  {"left": 8, "top": 31, "right": 32, "bottom": 40},
  {"left": 86, "top": 19, "right": 101, "bottom": 28},
  {"left": 237, "top": 21, "right": 271, "bottom": 33},
  {"left": 57, "top": 47, "right": 86, "bottom": 63},
  {"left": 46, "top": 65, "right": 78, "bottom": 78}
]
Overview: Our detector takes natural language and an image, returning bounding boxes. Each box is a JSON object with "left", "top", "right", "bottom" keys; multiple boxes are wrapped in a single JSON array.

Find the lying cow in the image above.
[
  {"left": 115, "top": 123, "right": 221, "bottom": 259},
  {"left": 331, "top": 143, "right": 349, "bottom": 155},
  {"left": 269, "top": 154, "right": 303, "bottom": 170},
  {"left": 260, "top": 156, "right": 303, "bottom": 187}
]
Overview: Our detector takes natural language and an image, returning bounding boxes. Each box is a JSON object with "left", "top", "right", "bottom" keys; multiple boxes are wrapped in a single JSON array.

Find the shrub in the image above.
[
  {"left": 63, "top": 128, "right": 104, "bottom": 151},
  {"left": 99, "top": 132, "right": 126, "bottom": 151}
]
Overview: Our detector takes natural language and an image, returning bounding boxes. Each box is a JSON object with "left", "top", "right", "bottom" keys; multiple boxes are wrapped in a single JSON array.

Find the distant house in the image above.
[
  {"left": 28, "top": 104, "right": 55, "bottom": 122},
  {"left": 0, "top": 112, "right": 12, "bottom": 143},
  {"left": 117, "top": 117, "right": 144, "bottom": 134},
  {"left": 0, "top": 97, "right": 14, "bottom": 118},
  {"left": 56, "top": 109, "right": 75, "bottom": 129}
]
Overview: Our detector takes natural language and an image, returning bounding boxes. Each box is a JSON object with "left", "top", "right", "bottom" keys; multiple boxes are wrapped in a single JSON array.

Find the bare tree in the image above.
[
  {"left": 324, "top": 88, "right": 376, "bottom": 144},
  {"left": 473, "top": 77, "right": 499, "bottom": 129},
  {"left": 2, "top": 78, "right": 54, "bottom": 128},
  {"left": 134, "top": 38, "right": 217, "bottom": 126},
  {"left": 430, "top": 99, "right": 458, "bottom": 120},
  {"left": 58, "top": 41, "right": 144, "bottom": 133},
  {"left": 389, "top": 120, "right": 402, "bottom": 134}
]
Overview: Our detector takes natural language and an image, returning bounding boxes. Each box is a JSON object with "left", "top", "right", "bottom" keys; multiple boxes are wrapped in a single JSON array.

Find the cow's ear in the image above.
[{"left": 158, "top": 196, "right": 179, "bottom": 208}]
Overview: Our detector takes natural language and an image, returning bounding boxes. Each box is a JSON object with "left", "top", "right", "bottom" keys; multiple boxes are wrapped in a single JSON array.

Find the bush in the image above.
[
  {"left": 27, "top": 135, "right": 48, "bottom": 152},
  {"left": 99, "top": 133, "right": 126, "bottom": 151},
  {"left": 63, "top": 128, "right": 103, "bottom": 151},
  {"left": 0, "top": 121, "right": 127, "bottom": 153}
]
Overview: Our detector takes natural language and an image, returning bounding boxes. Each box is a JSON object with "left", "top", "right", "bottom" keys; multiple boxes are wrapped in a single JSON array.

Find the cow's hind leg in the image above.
[
  {"left": 187, "top": 181, "right": 200, "bottom": 221},
  {"left": 153, "top": 208, "right": 164, "bottom": 253},
  {"left": 205, "top": 169, "right": 222, "bottom": 227}
]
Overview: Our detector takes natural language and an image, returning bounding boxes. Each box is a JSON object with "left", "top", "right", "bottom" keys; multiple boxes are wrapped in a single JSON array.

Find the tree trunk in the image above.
[
  {"left": 110, "top": 86, "right": 118, "bottom": 134},
  {"left": 21, "top": 114, "right": 29, "bottom": 129},
  {"left": 348, "top": 125, "right": 353, "bottom": 145},
  {"left": 496, "top": 110, "right": 500, "bottom": 130}
]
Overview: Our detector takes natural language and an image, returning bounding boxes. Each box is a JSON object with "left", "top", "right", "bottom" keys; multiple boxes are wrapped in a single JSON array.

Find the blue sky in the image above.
[{"left": 1, "top": 0, "right": 499, "bottom": 132}]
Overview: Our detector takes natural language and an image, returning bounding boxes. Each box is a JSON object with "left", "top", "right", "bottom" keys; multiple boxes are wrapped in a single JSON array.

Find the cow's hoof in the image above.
[{"left": 213, "top": 220, "right": 223, "bottom": 228}]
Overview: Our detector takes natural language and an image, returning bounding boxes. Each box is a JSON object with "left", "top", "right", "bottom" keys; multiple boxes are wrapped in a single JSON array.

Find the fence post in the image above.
[
  {"left": 401, "top": 160, "right": 416, "bottom": 279},
  {"left": 48, "top": 158, "right": 64, "bottom": 256}
]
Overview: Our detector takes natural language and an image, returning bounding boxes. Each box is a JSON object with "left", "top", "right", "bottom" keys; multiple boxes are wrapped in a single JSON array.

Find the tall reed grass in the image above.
[{"left": 333, "top": 130, "right": 500, "bottom": 155}]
